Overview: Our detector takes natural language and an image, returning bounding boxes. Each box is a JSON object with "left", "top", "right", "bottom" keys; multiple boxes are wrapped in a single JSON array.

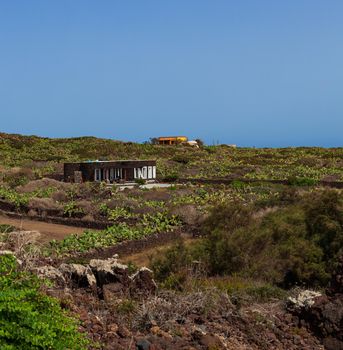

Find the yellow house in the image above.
[{"left": 157, "top": 136, "right": 188, "bottom": 145}]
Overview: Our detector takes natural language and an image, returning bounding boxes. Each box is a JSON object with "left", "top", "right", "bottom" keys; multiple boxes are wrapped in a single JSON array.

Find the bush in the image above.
[
  {"left": 0, "top": 224, "right": 15, "bottom": 234},
  {"left": 152, "top": 192, "right": 343, "bottom": 288},
  {"left": 304, "top": 190, "right": 343, "bottom": 264},
  {"left": 163, "top": 173, "right": 179, "bottom": 182},
  {"left": 203, "top": 201, "right": 253, "bottom": 234},
  {"left": 3, "top": 167, "right": 34, "bottom": 188},
  {"left": 135, "top": 178, "right": 146, "bottom": 185},
  {"left": 172, "top": 154, "right": 191, "bottom": 164},
  {"left": 230, "top": 180, "right": 247, "bottom": 190},
  {"left": 288, "top": 176, "right": 318, "bottom": 186},
  {"left": 0, "top": 254, "right": 89, "bottom": 349},
  {"left": 201, "top": 205, "right": 328, "bottom": 286},
  {"left": 0, "top": 186, "right": 29, "bottom": 209},
  {"left": 63, "top": 201, "right": 85, "bottom": 218},
  {"left": 151, "top": 240, "right": 192, "bottom": 286},
  {"left": 200, "top": 229, "right": 245, "bottom": 276}
]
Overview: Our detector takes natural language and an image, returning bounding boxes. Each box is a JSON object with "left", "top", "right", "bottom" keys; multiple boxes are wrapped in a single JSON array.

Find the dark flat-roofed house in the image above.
[{"left": 64, "top": 160, "right": 157, "bottom": 183}]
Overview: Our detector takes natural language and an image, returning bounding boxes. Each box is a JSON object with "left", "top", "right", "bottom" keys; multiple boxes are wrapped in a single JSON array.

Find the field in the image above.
[{"left": 0, "top": 132, "right": 342, "bottom": 349}]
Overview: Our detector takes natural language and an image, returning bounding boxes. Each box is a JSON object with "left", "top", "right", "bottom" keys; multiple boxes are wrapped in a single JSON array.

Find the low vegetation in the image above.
[
  {"left": 1, "top": 132, "right": 343, "bottom": 182},
  {"left": 50, "top": 212, "right": 181, "bottom": 255},
  {"left": 0, "top": 254, "right": 89, "bottom": 350},
  {"left": 151, "top": 190, "right": 343, "bottom": 291}
]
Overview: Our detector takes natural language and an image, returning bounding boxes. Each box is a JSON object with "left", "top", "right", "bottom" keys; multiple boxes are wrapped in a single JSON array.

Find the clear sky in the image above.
[{"left": 0, "top": 1, "right": 342, "bottom": 147}]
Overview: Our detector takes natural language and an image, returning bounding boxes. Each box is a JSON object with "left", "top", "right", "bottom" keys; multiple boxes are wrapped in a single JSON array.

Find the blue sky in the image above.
[{"left": 0, "top": 1, "right": 342, "bottom": 147}]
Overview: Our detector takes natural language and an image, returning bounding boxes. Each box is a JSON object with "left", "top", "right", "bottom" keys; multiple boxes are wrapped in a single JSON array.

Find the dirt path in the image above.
[
  {"left": 0, "top": 214, "right": 198, "bottom": 266},
  {"left": 0, "top": 214, "right": 88, "bottom": 243}
]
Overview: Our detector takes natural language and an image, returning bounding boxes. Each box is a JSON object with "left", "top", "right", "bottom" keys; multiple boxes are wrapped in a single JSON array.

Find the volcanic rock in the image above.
[
  {"left": 59, "top": 263, "right": 96, "bottom": 288},
  {"left": 89, "top": 258, "right": 129, "bottom": 288}
]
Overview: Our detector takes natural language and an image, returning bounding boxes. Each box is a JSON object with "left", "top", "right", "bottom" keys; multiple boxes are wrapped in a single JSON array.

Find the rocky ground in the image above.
[
  {"left": 1, "top": 229, "right": 342, "bottom": 349},
  {"left": 28, "top": 255, "right": 332, "bottom": 350},
  {"left": 288, "top": 256, "right": 343, "bottom": 350}
]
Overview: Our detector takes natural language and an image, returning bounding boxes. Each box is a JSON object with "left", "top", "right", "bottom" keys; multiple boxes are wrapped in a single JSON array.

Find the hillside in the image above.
[
  {"left": 1, "top": 132, "right": 343, "bottom": 182},
  {"left": 0, "top": 132, "right": 342, "bottom": 349}
]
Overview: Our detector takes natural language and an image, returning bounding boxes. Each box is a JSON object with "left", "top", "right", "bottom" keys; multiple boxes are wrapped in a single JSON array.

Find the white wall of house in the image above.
[
  {"left": 95, "top": 165, "right": 156, "bottom": 182},
  {"left": 134, "top": 166, "right": 156, "bottom": 180}
]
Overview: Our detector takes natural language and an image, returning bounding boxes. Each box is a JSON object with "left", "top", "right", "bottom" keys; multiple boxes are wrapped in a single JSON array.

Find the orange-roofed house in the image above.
[{"left": 157, "top": 136, "right": 188, "bottom": 145}]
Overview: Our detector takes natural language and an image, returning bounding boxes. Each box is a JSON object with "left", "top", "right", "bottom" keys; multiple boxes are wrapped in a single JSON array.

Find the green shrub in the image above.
[
  {"left": 0, "top": 254, "right": 89, "bottom": 350},
  {"left": 161, "top": 271, "right": 189, "bottom": 291},
  {"left": 201, "top": 228, "right": 245, "bottom": 276},
  {"left": 3, "top": 168, "right": 33, "bottom": 188},
  {"left": 304, "top": 190, "right": 343, "bottom": 264},
  {"left": 0, "top": 224, "right": 15, "bottom": 234},
  {"left": 245, "top": 284, "right": 286, "bottom": 302},
  {"left": 135, "top": 178, "right": 146, "bottom": 185},
  {"left": 50, "top": 213, "right": 181, "bottom": 255},
  {"left": 115, "top": 299, "right": 137, "bottom": 315},
  {"left": 163, "top": 173, "right": 179, "bottom": 182},
  {"left": 288, "top": 176, "right": 318, "bottom": 186},
  {"left": 151, "top": 240, "right": 192, "bottom": 284},
  {"left": 0, "top": 186, "right": 29, "bottom": 209},
  {"left": 231, "top": 180, "right": 247, "bottom": 190},
  {"left": 203, "top": 201, "right": 253, "bottom": 234},
  {"left": 172, "top": 154, "right": 191, "bottom": 164},
  {"left": 202, "top": 205, "right": 328, "bottom": 286},
  {"left": 63, "top": 201, "right": 84, "bottom": 218},
  {"left": 152, "top": 192, "right": 342, "bottom": 288}
]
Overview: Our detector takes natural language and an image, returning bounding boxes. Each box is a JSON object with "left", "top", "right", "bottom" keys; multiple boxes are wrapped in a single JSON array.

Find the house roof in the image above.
[
  {"left": 64, "top": 159, "right": 156, "bottom": 164},
  {"left": 157, "top": 136, "right": 188, "bottom": 140}
]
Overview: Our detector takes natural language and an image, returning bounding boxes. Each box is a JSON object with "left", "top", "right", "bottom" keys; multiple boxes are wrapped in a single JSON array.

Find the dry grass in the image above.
[
  {"left": 28, "top": 198, "right": 62, "bottom": 211},
  {"left": 132, "top": 289, "right": 233, "bottom": 331},
  {"left": 122, "top": 236, "right": 196, "bottom": 267},
  {"left": 169, "top": 204, "right": 199, "bottom": 225},
  {"left": 7, "top": 230, "right": 42, "bottom": 268},
  {"left": 17, "top": 178, "right": 71, "bottom": 193}
]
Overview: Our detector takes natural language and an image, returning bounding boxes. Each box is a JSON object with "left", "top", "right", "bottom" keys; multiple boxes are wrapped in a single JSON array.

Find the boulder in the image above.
[
  {"left": 130, "top": 267, "right": 157, "bottom": 296},
  {"left": 287, "top": 290, "right": 322, "bottom": 311},
  {"left": 59, "top": 263, "right": 96, "bottom": 289},
  {"left": 89, "top": 258, "right": 129, "bottom": 288},
  {"left": 287, "top": 257, "right": 343, "bottom": 349},
  {"left": 305, "top": 296, "right": 343, "bottom": 350},
  {"left": 136, "top": 339, "right": 152, "bottom": 350},
  {"left": 0, "top": 250, "right": 16, "bottom": 256},
  {"left": 327, "top": 255, "right": 343, "bottom": 296},
  {"left": 191, "top": 329, "right": 224, "bottom": 350},
  {"left": 33, "top": 265, "right": 66, "bottom": 285}
]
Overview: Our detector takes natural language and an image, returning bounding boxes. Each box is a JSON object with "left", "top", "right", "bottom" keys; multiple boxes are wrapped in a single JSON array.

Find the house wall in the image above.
[
  {"left": 64, "top": 160, "right": 156, "bottom": 183},
  {"left": 157, "top": 136, "right": 188, "bottom": 145},
  {"left": 64, "top": 163, "right": 81, "bottom": 182}
]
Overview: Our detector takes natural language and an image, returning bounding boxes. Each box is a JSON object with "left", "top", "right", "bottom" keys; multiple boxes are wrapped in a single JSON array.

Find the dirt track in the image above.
[
  {"left": 0, "top": 214, "right": 88, "bottom": 243},
  {"left": 0, "top": 214, "right": 197, "bottom": 265}
]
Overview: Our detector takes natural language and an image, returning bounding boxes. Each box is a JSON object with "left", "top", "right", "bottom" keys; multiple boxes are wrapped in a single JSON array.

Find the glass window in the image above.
[
  {"left": 148, "top": 166, "right": 152, "bottom": 179},
  {"left": 95, "top": 168, "right": 101, "bottom": 182}
]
